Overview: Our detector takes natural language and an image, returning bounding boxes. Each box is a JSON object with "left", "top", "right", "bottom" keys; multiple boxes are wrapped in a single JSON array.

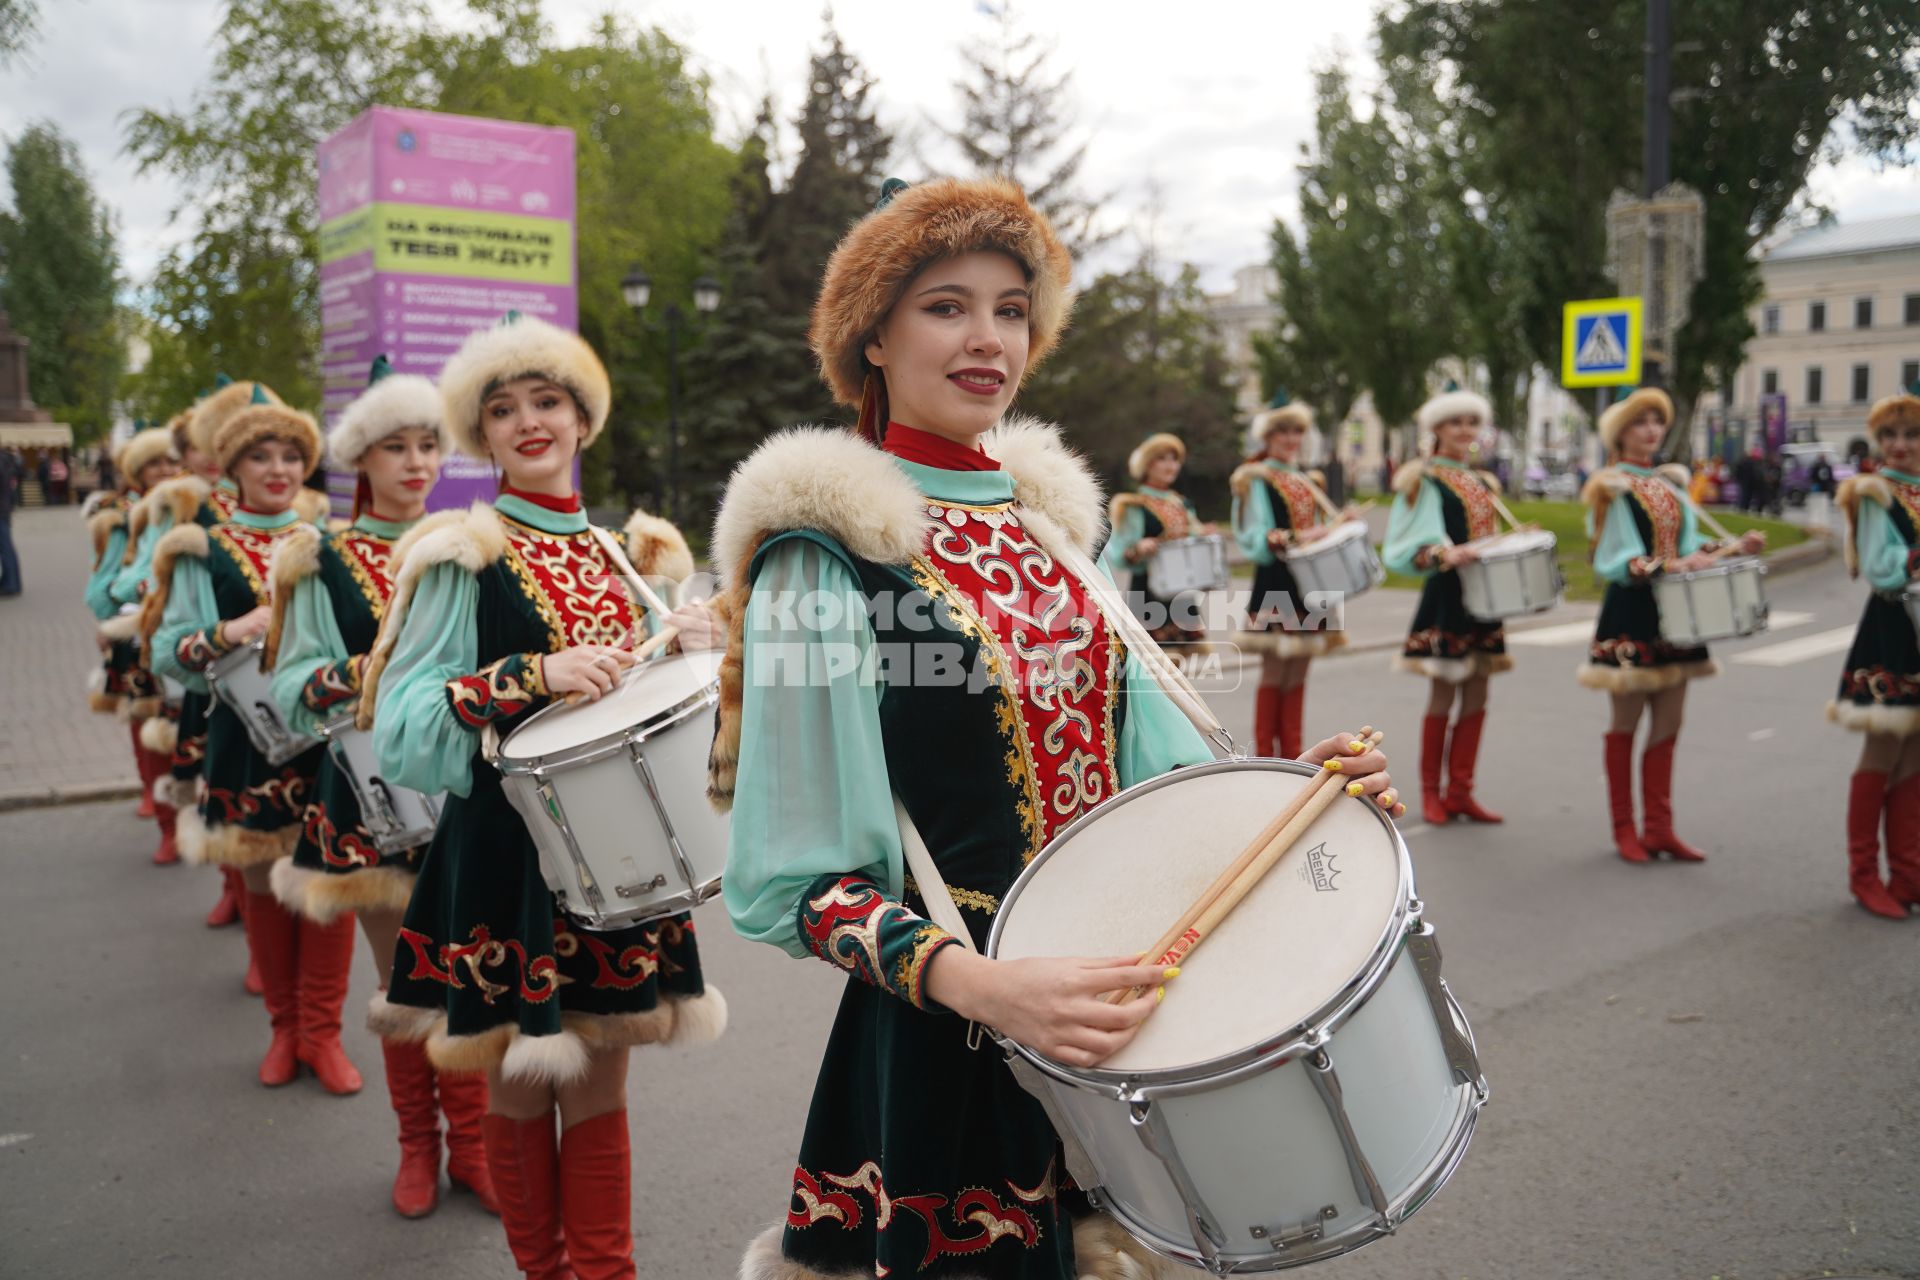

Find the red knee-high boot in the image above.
[
  {"left": 245, "top": 890, "right": 302, "bottom": 1085},
  {"left": 382, "top": 1039, "right": 442, "bottom": 1217},
  {"left": 296, "top": 913, "right": 363, "bottom": 1095},
  {"left": 1885, "top": 772, "right": 1920, "bottom": 912},
  {"left": 1444, "top": 710, "right": 1503, "bottom": 823},
  {"left": 482, "top": 1113, "right": 573, "bottom": 1280},
  {"left": 130, "top": 722, "right": 156, "bottom": 818},
  {"left": 1277, "top": 685, "right": 1306, "bottom": 760},
  {"left": 1253, "top": 685, "right": 1283, "bottom": 758},
  {"left": 559, "top": 1110, "right": 634, "bottom": 1280},
  {"left": 150, "top": 786, "right": 179, "bottom": 865},
  {"left": 438, "top": 1070, "right": 500, "bottom": 1214},
  {"left": 1853, "top": 771, "right": 1910, "bottom": 918},
  {"left": 206, "top": 863, "right": 243, "bottom": 928},
  {"left": 1604, "top": 733, "right": 1649, "bottom": 863},
  {"left": 1421, "top": 714, "right": 1451, "bottom": 825},
  {"left": 1640, "top": 736, "right": 1705, "bottom": 861}
]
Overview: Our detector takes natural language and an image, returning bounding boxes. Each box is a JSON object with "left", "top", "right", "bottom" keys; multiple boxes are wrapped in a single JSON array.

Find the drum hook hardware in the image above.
[
  {"left": 1126, "top": 1096, "right": 1231, "bottom": 1267},
  {"left": 1248, "top": 1205, "right": 1336, "bottom": 1252},
  {"left": 624, "top": 737, "right": 700, "bottom": 897},
  {"left": 534, "top": 775, "right": 606, "bottom": 912},
  {"left": 1304, "top": 1049, "right": 1393, "bottom": 1226},
  {"left": 1405, "top": 926, "right": 1488, "bottom": 1100}
]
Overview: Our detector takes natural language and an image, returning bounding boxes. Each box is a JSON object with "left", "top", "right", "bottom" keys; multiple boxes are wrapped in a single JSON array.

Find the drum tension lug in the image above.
[
  {"left": 614, "top": 875, "right": 668, "bottom": 899},
  {"left": 1249, "top": 1205, "right": 1336, "bottom": 1251}
]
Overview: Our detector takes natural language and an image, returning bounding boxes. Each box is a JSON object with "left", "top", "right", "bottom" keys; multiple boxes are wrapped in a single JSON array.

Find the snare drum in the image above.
[
  {"left": 988, "top": 760, "right": 1485, "bottom": 1273},
  {"left": 208, "top": 639, "right": 318, "bottom": 766},
  {"left": 1652, "top": 557, "right": 1769, "bottom": 646},
  {"left": 1283, "top": 522, "right": 1384, "bottom": 601},
  {"left": 493, "top": 650, "right": 729, "bottom": 929},
  {"left": 1901, "top": 582, "right": 1920, "bottom": 637},
  {"left": 320, "top": 715, "right": 442, "bottom": 855},
  {"left": 1457, "top": 530, "right": 1563, "bottom": 621},
  {"left": 1146, "top": 535, "right": 1229, "bottom": 599}
]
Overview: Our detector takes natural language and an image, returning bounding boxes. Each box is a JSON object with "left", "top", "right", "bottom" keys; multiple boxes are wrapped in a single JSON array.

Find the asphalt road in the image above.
[{"left": 2, "top": 549, "right": 1915, "bottom": 1280}]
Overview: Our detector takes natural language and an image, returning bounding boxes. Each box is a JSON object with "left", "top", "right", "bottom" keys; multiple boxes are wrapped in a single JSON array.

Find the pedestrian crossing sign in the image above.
[{"left": 1561, "top": 297, "right": 1643, "bottom": 387}]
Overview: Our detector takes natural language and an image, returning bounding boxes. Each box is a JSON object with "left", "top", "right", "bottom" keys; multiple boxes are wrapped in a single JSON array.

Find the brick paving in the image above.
[{"left": 0, "top": 506, "right": 147, "bottom": 807}]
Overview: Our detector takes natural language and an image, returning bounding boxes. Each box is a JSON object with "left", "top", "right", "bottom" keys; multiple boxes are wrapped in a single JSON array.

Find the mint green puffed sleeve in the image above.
[
  {"left": 1093, "top": 552, "right": 1214, "bottom": 778},
  {"left": 723, "top": 537, "right": 904, "bottom": 959},
  {"left": 85, "top": 524, "right": 128, "bottom": 619},
  {"left": 151, "top": 556, "right": 220, "bottom": 692},
  {"left": 1104, "top": 501, "right": 1146, "bottom": 576},
  {"left": 110, "top": 516, "right": 163, "bottom": 607},
  {"left": 1383, "top": 478, "right": 1446, "bottom": 578},
  {"left": 270, "top": 571, "right": 354, "bottom": 737},
  {"left": 1592, "top": 491, "right": 1650, "bottom": 585},
  {"left": 1232, "top": 476, "right": 1278, "bottom": 567},
  {"left": 1854, "top": 498, "right": 1911, "bottom": 593},
  {"left": 371, "top": 562, "right": 483, "bottom": 797}
]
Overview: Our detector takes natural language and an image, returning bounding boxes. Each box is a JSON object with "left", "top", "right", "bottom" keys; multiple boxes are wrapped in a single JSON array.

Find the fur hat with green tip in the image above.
[
  {"left": 213, "top": 383, "right": 323, "bottom": 478},
  {"left": 329, "top": 354, "right": 449, "bottom": 470},
  {"left": 188, "top": 374, "right": 282, "bottom": 458},
  {"left": 438, "top": 312, "right": 611, "bottom": 461},
  {"left": 1597, "top": 387, "right": 1674, "bottom": 456}
]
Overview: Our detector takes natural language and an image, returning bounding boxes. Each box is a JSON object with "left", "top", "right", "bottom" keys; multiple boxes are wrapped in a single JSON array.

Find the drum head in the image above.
[
  {"left": 992, "top": 762, "right": 1407, "bottom": 1075},
  {"left": 1479, "top": 529, "right": 1555, "bottom": 555},
  {"left": 1319, "top": 521, "right": 1368, "bottom": 550},
  {"left": 498, "top": 649, "right": 724, "bottom": 761}
]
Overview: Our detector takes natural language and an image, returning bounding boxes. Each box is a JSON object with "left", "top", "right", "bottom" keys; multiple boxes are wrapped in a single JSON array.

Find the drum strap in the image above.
[{"left": 586, "top": 525, "right": 678, "bottom": 618}]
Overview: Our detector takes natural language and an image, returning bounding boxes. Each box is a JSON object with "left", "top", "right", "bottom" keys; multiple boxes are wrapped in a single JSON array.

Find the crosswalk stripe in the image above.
[
  {"left": 1733, "top": 626, "right": 1855, "bottom": 667},
  {"left": 1508, "top": 609, "right": 1819, "bottom": 649}
]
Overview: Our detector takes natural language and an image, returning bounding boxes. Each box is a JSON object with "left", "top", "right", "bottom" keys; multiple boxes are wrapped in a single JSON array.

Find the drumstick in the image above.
[
  {"left": 1488, "top": 491, "right": 1526, "bottom": 533},
  {"left": 1107, "top": 727, "right": 1385, "bottom": 1005},
  {"left": 559, "top": 625, "right": 682, "bottom": 706}
]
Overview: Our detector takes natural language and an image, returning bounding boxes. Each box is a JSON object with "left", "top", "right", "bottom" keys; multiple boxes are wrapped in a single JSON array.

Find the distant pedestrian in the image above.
[{"left": 0, "top": 447, "right": 19, "bottom": 595}]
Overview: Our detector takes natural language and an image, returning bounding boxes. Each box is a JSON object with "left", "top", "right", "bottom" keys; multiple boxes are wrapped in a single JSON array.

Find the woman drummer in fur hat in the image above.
[
  {"left": 1576, "top": 387, "right": 1763, "bottom": 864},
  {"left": 83, "top": 423, "right": 179, "bottom": 860},
  {"left": 1828, "top": 389, "right": 1920, "bottom": 920},
  {"left": 1383, "top": 389, "right": 1512, "bottom": 825},
  {"left": 710, "top": 176, "right": 1400, "bottom": 1280},
  {"left": 1105, "top": 431, "right": 1216, "bottom": 653},
  {"left": 145, "top": 387, "right": 362, "bottom": 1094},
  {"left": 260, "top": 356, "right": 501, "bottom": 1219},
  {"left": 1229, "top": 403, "right": 1359, "bottom": 758},
  {"left": 360, "top": 314, "right": 724, "bottom": 1280}
]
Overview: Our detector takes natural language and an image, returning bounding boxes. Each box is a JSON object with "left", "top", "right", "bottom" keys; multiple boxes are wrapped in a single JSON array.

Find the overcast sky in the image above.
[{"left": 3, "top": 0, "right": 1917, "bottom": 296}]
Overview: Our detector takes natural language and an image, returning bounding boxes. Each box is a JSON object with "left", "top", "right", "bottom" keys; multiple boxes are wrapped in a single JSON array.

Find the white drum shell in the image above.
[
  {"left": 987, "top": 761, "right": 1485, "bottom": 1272},
  {"left": 1283, "top": 524, "right": 1384, "bottom": 601},
  {"left": 1146, "top": 535, "right": 1229, "bottom": 599},
  {"left": 1652, "top": 558, "right": 1769, "bottom": 646},
  {"left": 1457, "top": 532, "right": 1563, "bottom": 621},
  {"left": 208, "top": 640, "right": 317, "bottom": 766},
  {"left": 1902, "top": 582, "right": 1920, "bottom": 637},
  {"left": 322, "top": 716, "right": 442, "bottom": 855},
  {"left": 495, "top": 655, "right": 730, "bottom": 929}
]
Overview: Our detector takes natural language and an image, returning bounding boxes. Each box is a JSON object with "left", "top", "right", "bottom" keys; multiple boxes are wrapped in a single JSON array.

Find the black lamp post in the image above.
[{"left": 622, "top": 267, "right": 722, "bottom": 525}]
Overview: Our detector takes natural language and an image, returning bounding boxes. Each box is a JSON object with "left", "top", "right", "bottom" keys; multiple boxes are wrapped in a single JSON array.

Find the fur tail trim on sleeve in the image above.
[
  {"left": 623, "top": 508, "right": 696, "bottom": 587},
  {"left": 355, "top": 504, "right": 508, "bottom": 730},
  {"left": 139, "top": 523, "right": 211, "bottom": 643},
  {"left": 263, "top": 523, "right": 324, "bottom": 669}
]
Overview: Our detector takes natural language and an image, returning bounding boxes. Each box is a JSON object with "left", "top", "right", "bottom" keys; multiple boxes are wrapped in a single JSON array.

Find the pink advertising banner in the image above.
[{"left": 317, "top": 106, "right": 577, "bottom": 512}]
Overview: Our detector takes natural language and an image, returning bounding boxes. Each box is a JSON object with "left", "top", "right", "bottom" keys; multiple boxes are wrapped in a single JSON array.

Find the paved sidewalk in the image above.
[{"left": 0, "top": 507, "right": 147, "bottom": 808}]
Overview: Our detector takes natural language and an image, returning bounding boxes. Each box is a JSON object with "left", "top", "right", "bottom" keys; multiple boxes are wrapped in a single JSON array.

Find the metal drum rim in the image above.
[
  {"left": 986, "top": 758, "right": 1416, "bottom": 1091},
  {"left": 494, "top": 669, "right": 721, "bottom": 776}
]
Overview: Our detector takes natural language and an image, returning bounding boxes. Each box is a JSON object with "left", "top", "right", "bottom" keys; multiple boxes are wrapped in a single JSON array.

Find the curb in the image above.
[{"left": 0, "top": 780, "right": 143, "bottom": 814}]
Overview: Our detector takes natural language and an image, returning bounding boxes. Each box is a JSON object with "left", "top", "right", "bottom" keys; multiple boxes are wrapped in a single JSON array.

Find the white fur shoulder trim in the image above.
[
  {"left": 1393, "top": 460, "right": 1427, "bottom": 498},
  {"left": 984, "top": 415, "right": 1105, "bottom": 555},
  {"left": 623, "top": 508, "right": 695, "bottom": 584},
  {"left": 711, "top": 427, "right": 928, "bottom": 583}
]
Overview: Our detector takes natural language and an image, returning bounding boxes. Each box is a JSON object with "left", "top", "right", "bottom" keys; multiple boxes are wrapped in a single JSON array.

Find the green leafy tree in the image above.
[
  {"left": 1379, "top": 0, "right": 1920, "bottom": 445},
  {"left": 939, "top": 1, "right": 1110, "bottom": 255},
  {"left": 0, "top": 0, "right": 39, "bottom": 67},
  {"left": 0, "top": 122, "right": 124, "bottom": 441},
  {"left": 1021, "top": 252, "right": 1241, "bottom": 515},
  {"left": 1252, "top": 220, "right": 1359, "bottom": 431}
]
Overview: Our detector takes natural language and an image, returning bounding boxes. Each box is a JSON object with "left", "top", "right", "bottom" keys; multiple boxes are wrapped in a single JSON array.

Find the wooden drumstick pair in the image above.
[
  {"left": 1108, "top": 727, "right": 1388, "bottom": 1005},
  {"left": 559, "top": 551, "right": 684, "bottom": 706}
]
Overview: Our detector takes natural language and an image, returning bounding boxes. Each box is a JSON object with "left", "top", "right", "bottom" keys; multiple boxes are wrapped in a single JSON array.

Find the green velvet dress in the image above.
[{"left": 724, "top": 456, "right": 1211, "bottom": 1279}]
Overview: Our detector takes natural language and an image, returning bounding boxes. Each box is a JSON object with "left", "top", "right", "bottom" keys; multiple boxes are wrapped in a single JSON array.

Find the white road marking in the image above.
[
  {"left": 1766, "top": 611, "right": 1817, "bottom": 631},
  {"left": 0, "top": 1133, "right": 30, "bottom": 1149},
  {"left": 1507, "top": 621, "right": 1599, "bottom": 647},
  {"left": 1748, "top": 728, "right": 1777, "bottom": 742},
  {"left": 1396, "top": 823, "right": 1429, "bottom": 838},
  {"left": 1733, "top": 626, "right": 1856, "bottom": 667}
]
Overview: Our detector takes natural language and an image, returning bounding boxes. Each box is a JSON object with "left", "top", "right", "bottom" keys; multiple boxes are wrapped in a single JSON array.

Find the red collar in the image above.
[
  {"left": 500, "top": 484, "right": 582, "bottom": 513},
  {"left": 882, "top": 422, "right": 1000, "bottom": 472}
]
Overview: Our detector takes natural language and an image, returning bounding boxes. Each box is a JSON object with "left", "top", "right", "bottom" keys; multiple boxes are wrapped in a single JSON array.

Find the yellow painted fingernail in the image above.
[
  {"left": 1163, "top": 966, "right": 1181, "bottom": 979},
  {"left": 1346, "top": 780, "right": 1365, "bottom": 797},
  {"left": 1156, "top": 986, "right": 1166, "bottom": 1003},
  {"left": 1324, "top": 759, "right": 1343, "bottom": 772},
  {"left": 1348, "top": 740, "right": 1365, "bottom": 753}
]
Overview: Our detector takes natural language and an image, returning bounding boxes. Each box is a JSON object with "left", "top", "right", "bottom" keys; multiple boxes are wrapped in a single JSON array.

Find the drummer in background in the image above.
[
  {"left": 84, "top": 423, "right": 180, "bottom": 860},
  {"left": 362, "top": 314, "right": 723, "bottom": 1280},
  {"left": 711, "top": 175, "right": 1400, "bottom": 1280},
  {"left": 1105, "top": 431, "right": 1216, "bottom": 656},
  {"left": 261, "top": 356, "right": 501, "bottom": 1218},
  {"left": 1576, "top": 387, "right": 1764, "bottom": 863},
  {"left": 1828, "top": 388, "right": 1920, "bottom": 919},
  {"left": 146, "top": 387, "right": 352, "bottom": 1092},
  {"left": 1231, "top": 403, "right": 1360, "bottom": 757},
  {"left": 1383, "top": 389, "right": 1512, "bottom": 825}
]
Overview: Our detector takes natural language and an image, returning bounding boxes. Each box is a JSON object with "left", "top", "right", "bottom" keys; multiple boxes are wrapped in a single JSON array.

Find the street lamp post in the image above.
[{"left": 622, "top": 267, "right": 722, "bottom": 525}]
